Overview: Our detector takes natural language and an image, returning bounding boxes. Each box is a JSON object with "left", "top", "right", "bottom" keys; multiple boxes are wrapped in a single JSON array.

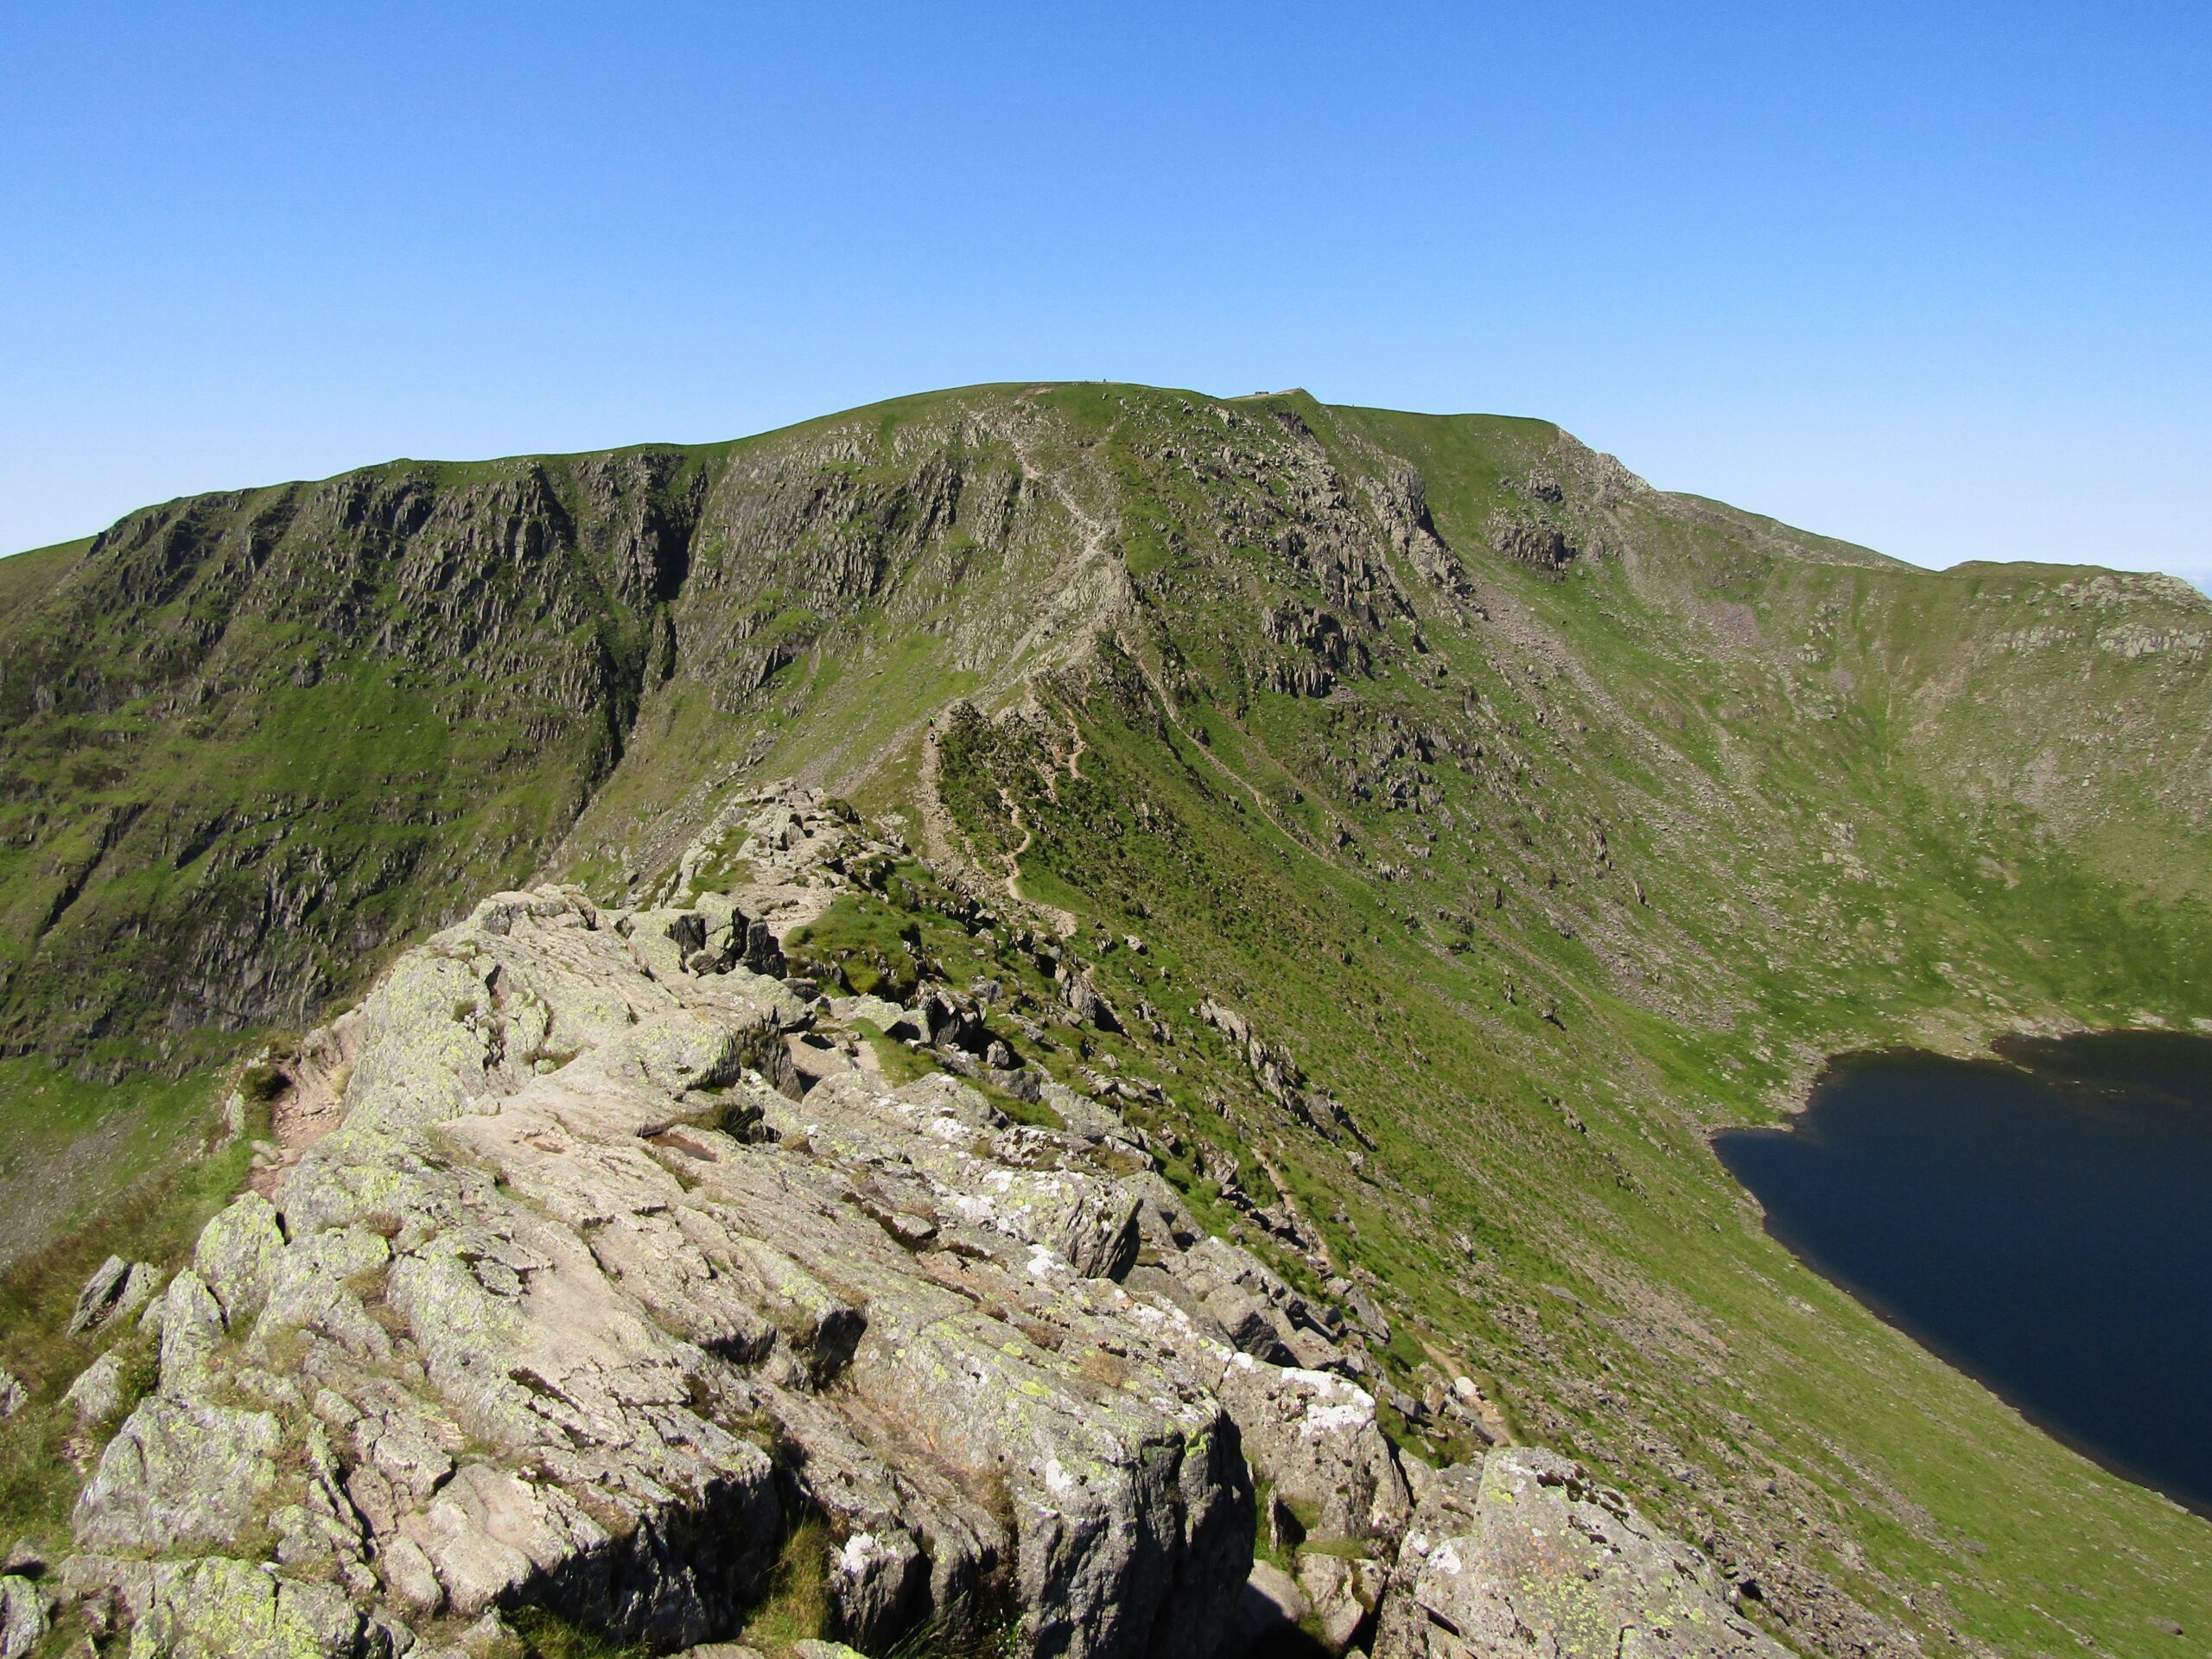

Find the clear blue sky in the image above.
[{"left": 4, "top": 3, "right": 2207, "bottom": 584}]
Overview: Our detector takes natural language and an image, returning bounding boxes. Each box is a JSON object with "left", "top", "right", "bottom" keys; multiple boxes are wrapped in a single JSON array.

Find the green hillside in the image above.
[{"left": 2, "top": 382, "right": 2208, "bottom": 1658}]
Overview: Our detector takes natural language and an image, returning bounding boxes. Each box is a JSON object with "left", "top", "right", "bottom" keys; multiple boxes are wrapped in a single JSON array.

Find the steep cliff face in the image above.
[
  {"left": 4, "top": 383, "right": 2212, "bottom": 1659},
  {"left": 0, "top": 397, "right": 1121, "bottom": 1071},
  {"left": 0, "top": 453, "right": 671, "bottom": 1065}
]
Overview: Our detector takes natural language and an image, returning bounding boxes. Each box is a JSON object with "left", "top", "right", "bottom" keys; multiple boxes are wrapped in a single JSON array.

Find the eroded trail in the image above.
[{"left": 1004, "top": 409, "right": 1354, "bottom": 857}]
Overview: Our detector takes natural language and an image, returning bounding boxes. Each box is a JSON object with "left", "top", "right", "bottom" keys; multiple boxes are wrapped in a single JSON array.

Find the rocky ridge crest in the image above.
[{"left": 35, "top": 792, "right": 1783, "bottom": 1659}]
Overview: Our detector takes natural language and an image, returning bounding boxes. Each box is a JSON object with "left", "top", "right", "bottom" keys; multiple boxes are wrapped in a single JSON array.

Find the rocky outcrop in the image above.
[
  {"left": 1216, "top": 1358, "right": 1409, "bottom": 1546},
  {"left": 67, "top": 1254, "right": 160, "bottom": 1336},
  {"left": 50, "top": 874, "right": 1446, "bottom": 1659},
  {"left": 33, "top": 798, "right": 1832, "bottom": 1659},
  {"left": 0, "top": 1573, "right": 48, "bottom": 1658},
  {"left": 1485, "top": 509, "right": 1578, "bottom": 574},
  {"left": 1195, "top": 1001, "right": 1370, "bottom": 1151},
  {"left": 1261, "top": 602, "right": 1365, "bottom": 697},
  {"left": 1371, "top": 1447, "right": 1789, "bottom": 1659},
  {"left": 1367, "top": 462, "right": 1466, "bottom": 601}
]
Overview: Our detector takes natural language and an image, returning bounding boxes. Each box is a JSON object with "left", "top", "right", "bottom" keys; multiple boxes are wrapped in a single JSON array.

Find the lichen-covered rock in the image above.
[
  {"left": 1371, "top": 1448, "right": 1789, "bottom": 1659},
  {"left": 116, "top": 1262, "right": 164, "bottom": 1323},
  {"left": 62, "top": 1350, "right": 128, "bottom": 1421},
  {"left": 118, "top": 1556, "right": 391, "bottom": 1659},
  {"left": 63, "top": 883, "right": 1277, "bottom": 1659},
  {"left": 194, "top": 1192, "right": 287, "bottom": 1324},
  {"left": 152, "top": 1269, "right": 226, "bottom": 1399},
  {"left": 0, "top": 1574, "right": 48, "bottom": 1659},
  {"left": 1214, "top": 1356, "right": 1410, "bottom": 1545},
  {"left": 74, "top": 1398, "right": 282, "bottom": 1552}
]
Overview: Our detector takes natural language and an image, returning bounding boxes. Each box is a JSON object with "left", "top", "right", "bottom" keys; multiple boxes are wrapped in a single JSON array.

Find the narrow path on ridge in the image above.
[{"left": 1002, "top": 415, "right": 1338, "bottom": 854}]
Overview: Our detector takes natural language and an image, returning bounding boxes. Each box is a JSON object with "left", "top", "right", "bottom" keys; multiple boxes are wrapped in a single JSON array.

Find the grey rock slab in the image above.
[
  {"left": 65, "top": 882, "right": 1263, "bottom": 1659},
  {"left": 195, "top": 1192, "right": 288, "bottom": 1323},
  {"left": 1370, "top": 1449, "right": 1789, "bottom": 1659},
  {"left": 116, "top": 1556, "right": 388, "bottom": 1659},
  {"left": 73, "top": 1396, "right": 283, "bottom": 1553},
  {"left": 62, "top": 1350, "right": 128, "bottom": 1421},
  {"left": 0, "top": 1575, "right": 47, "bottom": 1659},
  {"left": 154, "top": 1269, "right": 226, "bottom": 1400},
  {"left": 68, "top": 1255, "right": 132, "bottom": 1336}
]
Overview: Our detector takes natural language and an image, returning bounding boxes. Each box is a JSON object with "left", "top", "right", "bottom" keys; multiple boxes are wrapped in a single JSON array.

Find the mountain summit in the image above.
[{"left": 1, "top": 383, "right": 2208, "bottom": 1659}]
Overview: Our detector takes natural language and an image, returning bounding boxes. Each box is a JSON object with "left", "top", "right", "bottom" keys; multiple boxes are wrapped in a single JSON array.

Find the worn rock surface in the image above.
[
  {"left": 0, "top": 1574, "right": 48, "bottom": 1659},
  {"left": 1298, "top": 1553, "right": 1390, "bottom": 1654},
  {"left": 44, "top": 798, "right": 1806, "bottom": 1659},
  {"left": 1371, "top": 1447, "right": 1789, "bottom": 1659},
  {"left": 51, "top": 868, "right": 1434, "bottom": 1659}
]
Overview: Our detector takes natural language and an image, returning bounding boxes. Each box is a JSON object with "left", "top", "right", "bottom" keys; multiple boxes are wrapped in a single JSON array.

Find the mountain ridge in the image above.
[{"left": 2, "top": 381, "right": 2209, "bottom": 1659}]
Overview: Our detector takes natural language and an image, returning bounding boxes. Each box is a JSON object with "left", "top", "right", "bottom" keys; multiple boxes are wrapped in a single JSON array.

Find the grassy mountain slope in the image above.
[{"left": 3, "top": 383, "right": 2209, "bottom": 1658}]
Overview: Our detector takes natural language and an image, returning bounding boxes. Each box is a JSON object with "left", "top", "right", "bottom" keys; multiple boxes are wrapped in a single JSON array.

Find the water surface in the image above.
[{"left": 1715, "top": 1031, "right": 2212, "bottom": 1515}]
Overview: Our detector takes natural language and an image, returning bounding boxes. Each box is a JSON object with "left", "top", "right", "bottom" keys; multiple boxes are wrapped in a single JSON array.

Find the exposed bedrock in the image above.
[
  {"left": 54, "top": 830, "right": 1781, "bottom": 1659},
  {"left": 55, "top": 881, "right": 1423, "bottom": 1659}
]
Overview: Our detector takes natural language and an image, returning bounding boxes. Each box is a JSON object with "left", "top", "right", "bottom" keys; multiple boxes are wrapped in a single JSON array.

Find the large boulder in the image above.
[{"left": 1371, "top": 1448, "right": 1789, "bottom": 1659}]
